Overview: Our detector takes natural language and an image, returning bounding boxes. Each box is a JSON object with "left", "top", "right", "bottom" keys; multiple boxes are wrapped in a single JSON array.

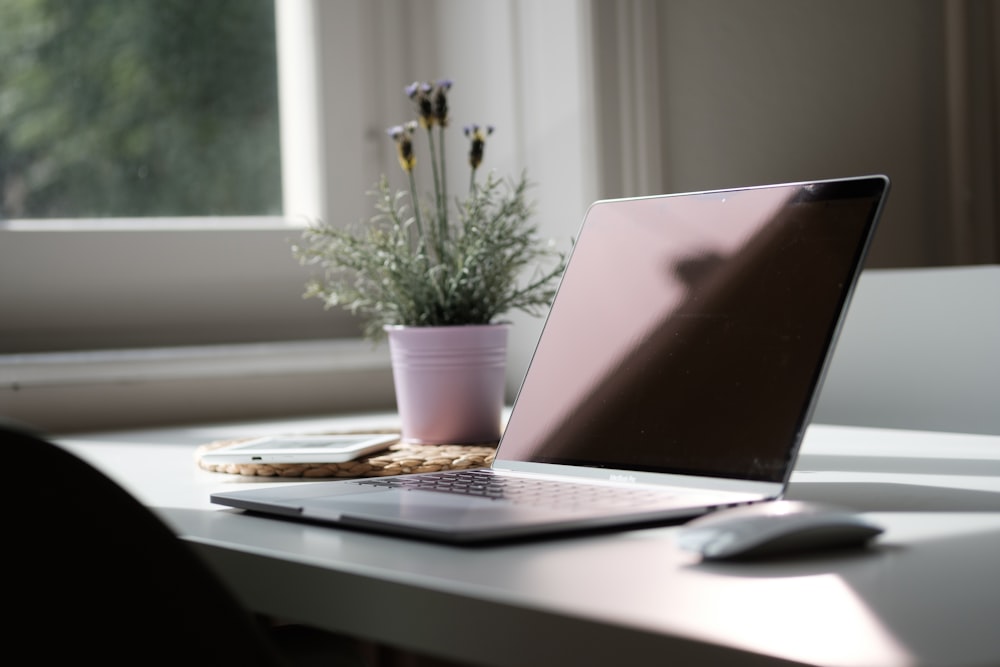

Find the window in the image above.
[
  {"left": 0, "top": 0, "right": 282, "bottom": 219},
  {"left": 0, "top": 0, "right": 356, "bottom": 354},
  {"left": 0, "top": 0, "right": 392, "bottom": 432}
]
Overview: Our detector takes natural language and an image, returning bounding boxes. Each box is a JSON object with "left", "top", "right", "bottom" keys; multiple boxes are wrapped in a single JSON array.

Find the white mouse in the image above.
[{"left": 676, "top": 500, "right": 884, "bottom": 561}]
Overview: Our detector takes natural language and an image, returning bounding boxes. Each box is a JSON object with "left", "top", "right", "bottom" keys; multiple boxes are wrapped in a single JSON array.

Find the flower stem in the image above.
[
  {"left": 438, "top": 124, "right": 448, "bottom": 241},
  {"left": 426, "top": 129, "right": 443, "bottom": 220},
  {"left": 425, "top": 127, "right": 447, "bottom": 261},
  {"left": 407, "top": 169, "right": 423, "bottom": 243}
]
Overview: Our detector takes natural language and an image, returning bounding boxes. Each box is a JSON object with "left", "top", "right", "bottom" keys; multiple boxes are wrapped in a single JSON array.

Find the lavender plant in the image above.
[{"left": 293, "top": 79, "right": 568, "bottom": 342}]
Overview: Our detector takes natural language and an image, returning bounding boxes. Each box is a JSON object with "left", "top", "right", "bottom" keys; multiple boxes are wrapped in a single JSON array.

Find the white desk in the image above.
[{"left": 56, "top": 416, "right": 1000, "bottom": 667}]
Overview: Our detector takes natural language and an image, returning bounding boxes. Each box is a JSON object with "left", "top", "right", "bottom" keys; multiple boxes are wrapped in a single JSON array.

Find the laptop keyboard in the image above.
[{"left": 357, "top": 469, "right": 676, "bottom": 511}]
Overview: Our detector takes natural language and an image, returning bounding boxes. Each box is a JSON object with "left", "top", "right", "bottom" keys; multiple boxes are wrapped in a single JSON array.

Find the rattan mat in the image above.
[{"left": 195, "top": 431, "right": 497, "bottom": 478}]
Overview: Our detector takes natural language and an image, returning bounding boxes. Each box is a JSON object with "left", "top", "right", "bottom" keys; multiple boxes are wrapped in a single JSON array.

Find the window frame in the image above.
[{"left": 0, "top": 1, "right": 396, "bottom": 432}]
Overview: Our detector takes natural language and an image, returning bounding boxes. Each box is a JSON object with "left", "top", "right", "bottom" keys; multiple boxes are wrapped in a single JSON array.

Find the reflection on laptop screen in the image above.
[{"left": 498, "top": 178, "right": 885, "bottom": 483}]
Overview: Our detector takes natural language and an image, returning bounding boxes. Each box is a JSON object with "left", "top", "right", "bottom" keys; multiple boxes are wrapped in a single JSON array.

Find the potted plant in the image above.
[{"left": 292, "top": 79, "right": 567, "bottom": 444}]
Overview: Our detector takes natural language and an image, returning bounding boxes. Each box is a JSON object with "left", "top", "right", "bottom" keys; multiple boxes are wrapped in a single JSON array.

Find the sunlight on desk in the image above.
[{"left": 682, "top": 573, "right": 911, "bottom": 666}]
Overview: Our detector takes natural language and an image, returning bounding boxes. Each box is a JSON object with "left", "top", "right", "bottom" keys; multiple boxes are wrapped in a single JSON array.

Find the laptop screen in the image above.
[{"left": 497, "top": 176, "right": 888, "bottom": 483}]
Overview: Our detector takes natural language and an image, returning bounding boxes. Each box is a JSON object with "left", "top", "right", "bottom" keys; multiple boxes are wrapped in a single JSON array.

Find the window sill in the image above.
[
  {"left": 0, "top": 339, "right": 395, "bottom": 434},
  {"left": 0, "top": 215, "right": 305, "bottom": 232},
  {"left": 2, "top": 338, "right": 387, "bottom": 387}
]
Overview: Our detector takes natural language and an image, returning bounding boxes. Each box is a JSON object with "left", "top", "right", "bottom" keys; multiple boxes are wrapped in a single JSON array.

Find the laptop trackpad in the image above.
[{"left": 303, "top": 488, "right": 548, "bottom": 529}]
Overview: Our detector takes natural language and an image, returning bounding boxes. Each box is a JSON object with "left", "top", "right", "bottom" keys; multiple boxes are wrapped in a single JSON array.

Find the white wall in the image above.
[
  {"left": 653, "top": 0, "right": 950, "bottom": 269},
  {"left": 378, "top": 0, "right": 967, "bottom": 397}
]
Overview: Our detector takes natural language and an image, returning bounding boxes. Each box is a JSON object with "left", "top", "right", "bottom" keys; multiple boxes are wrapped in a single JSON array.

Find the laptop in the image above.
[{"left": 211, "top": 174, "right": 890, "bottom": 544}]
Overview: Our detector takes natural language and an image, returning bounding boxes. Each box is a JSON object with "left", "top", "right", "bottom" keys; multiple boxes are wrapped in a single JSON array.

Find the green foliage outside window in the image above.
[{"left": 0, "top": 0, "right": 281, "bottom": 219}]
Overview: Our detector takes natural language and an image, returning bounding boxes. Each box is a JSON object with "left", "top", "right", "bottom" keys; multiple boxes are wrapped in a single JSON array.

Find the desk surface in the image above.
[{"left": 57, "top": 415, "right": 1000, "bottom": 667}]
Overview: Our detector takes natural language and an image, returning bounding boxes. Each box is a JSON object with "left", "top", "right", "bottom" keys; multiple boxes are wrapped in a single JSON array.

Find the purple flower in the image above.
[
  {"left": 387, "top": 123, "right": 417, "bottom": 172},
  {"left": 407, "top": 79, "right": 452, "bottom": 128},
  {"left": 432, "top": 80, "right": 452, "bottom": 127},
  {"left": 464, "top": 124, "right": 494, "bottom": 169}
]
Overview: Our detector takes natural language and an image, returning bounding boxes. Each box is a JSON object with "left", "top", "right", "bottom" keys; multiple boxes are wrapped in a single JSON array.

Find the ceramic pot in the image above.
[{"left": 384, "top": 323, "right": 509, "bottom": 444}]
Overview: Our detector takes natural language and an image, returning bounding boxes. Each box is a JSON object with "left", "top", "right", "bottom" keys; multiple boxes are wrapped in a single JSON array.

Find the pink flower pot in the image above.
[{"left": 384, "top": 324, "right": 509, "bottom": 444}]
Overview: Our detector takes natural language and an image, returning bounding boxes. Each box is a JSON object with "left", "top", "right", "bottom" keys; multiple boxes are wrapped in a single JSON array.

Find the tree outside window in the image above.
[{"left": 0, "top": 0, "right": 281, "bottom": 219}]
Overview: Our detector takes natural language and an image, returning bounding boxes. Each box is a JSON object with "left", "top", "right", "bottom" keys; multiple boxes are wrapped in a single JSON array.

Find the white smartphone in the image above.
[{"left": 199, "top": 433, "right": 399, "bottom": 465}]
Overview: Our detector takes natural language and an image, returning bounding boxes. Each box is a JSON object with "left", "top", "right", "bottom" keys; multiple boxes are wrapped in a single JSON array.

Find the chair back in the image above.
[
  {"left": 7, "top": 422, "right": 289, "bottom": 665},
  {"left": 814, "top": 265, "right": 1000, "bottom": 435}
]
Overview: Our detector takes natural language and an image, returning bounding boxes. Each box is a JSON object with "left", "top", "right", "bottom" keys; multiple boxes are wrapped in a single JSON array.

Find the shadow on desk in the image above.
[{"left": 786, "top": 482, "right": 1000, "bottom": 512}]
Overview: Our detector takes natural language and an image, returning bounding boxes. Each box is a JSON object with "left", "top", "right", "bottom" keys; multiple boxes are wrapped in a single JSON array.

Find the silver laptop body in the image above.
[{"left": 211, "top": 175, "right": 890, "bottom": 544}]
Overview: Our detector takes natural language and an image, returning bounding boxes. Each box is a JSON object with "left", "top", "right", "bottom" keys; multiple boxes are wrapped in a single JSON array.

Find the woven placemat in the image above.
[{"left": 195, "top": 431, "right": 497, "bottom": 478}]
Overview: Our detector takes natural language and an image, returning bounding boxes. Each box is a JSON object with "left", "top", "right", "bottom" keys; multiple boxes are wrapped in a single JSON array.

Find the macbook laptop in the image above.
[{"left": 211, "top": 174, "right": 890, "bottom": 544}]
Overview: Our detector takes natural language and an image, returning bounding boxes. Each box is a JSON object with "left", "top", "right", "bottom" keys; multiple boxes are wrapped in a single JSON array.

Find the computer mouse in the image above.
[{"left": 676, "top": 500, "right": 884, "bottom": 561}]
